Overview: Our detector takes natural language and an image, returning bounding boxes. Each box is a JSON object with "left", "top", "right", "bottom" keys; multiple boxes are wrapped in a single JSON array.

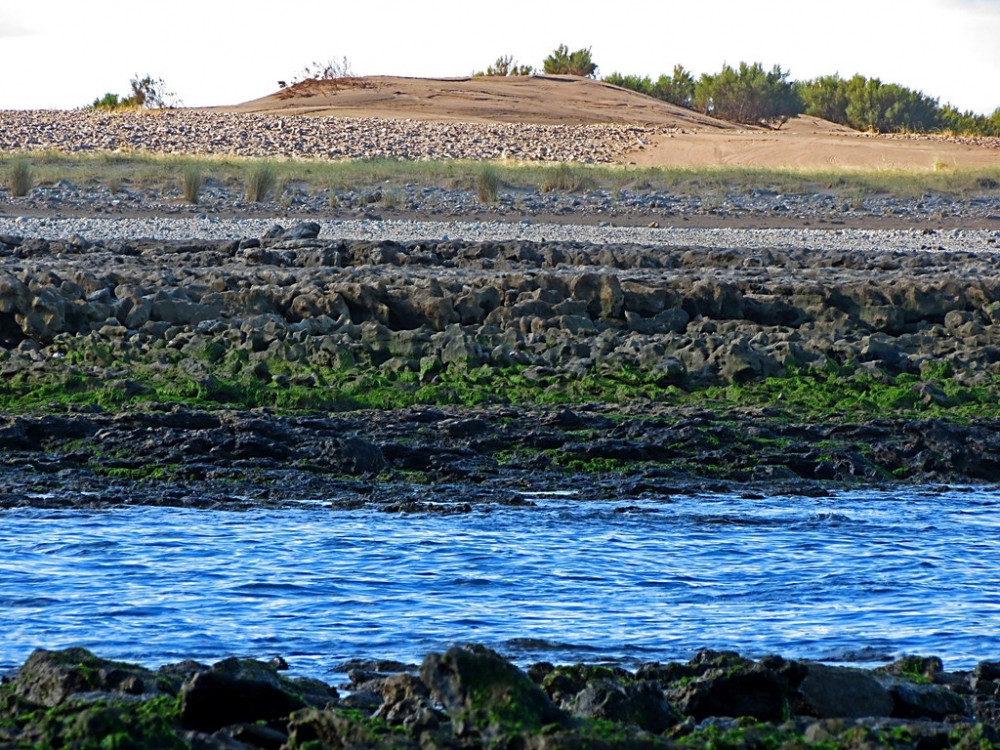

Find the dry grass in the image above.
[
  {"left": 0, "top": 152, "right": 998, "bottom": 204},
  {"left": 245, "top": 164, "right": 277, "bottom": 203},
  {"left": 182, "top": 166, "right": 204, "bottom": 204},
  {"left": 476, "top": 165, "right": 501, "bottom": 203},
  {"left": 7, "top": 160, "right": 33, "bottom": 197}
]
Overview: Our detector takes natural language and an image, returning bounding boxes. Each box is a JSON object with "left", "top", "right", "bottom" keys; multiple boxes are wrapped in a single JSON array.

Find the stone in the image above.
[
  {"left": 797, "top": 662, "right": 894, "bottom": 719},
  {"left": 420, "top": 644, "right": 570, "bottom": 739},
  {"left": 179, "top": 667, "right": 306, "bottom": 732}
]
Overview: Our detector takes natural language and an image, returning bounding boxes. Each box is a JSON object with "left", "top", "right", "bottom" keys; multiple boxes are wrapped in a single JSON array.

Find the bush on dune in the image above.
[
  {"left": 543, "top": 45, "right": 598, "bottom": 78},
  {"left": 475, "top": 55, "right": 534, "bottom": 77},
  {"left": 692, "top": 62, "right": 803, "bottom": 128}
]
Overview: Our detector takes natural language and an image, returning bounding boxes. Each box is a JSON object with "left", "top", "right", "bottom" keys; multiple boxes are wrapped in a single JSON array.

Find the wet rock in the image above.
[
  {"left": 668, "top": 652, "right": 804, "bottom": 722},
  {"left": 570, "top": 679, "right": 680, "bottom": 733},
  {"left": 178, "top": 659, "right": 308, "bottom": 732},
  {"left": 420, "top": 644, "right": 570, "bottom": 739},
  {"left": 12, "top": 647, "right": 163, "bottom": 707},
  {"left": 798, "top": 662, "right": 894, "bottom": 718},
  {"left": 887, "top": 680, "right": 970, "bottom": 721}
]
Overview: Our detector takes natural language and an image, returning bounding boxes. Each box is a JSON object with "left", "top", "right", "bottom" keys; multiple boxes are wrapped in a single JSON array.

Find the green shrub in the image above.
[
  {"left": 92, "top": 92, "right": 128, "bottom": 110},
  {"left": 604, "top": 65, "right": 695, "bottom": 108},
  {"left": 245, "top": 164, "right": 277, "bottom": 203},
  {"left": 182, "top": 166, "right": 204, "bottom": 204},
  {"left": 795, "top": 74, "right": 964, "bottom": 134},
  {"left": 475, "top": 55, "right": 534, "bottom": 77},
  {"left": 7, "top": 160, "right": 33, "bottom": 197},
  {"left": 89, "top": 74, "right": 177, "bottom": 110},
  {"left": 693, "top": 62, "right": 802, "bottom": 127},
  {"left": 543, "top": 45, "right": 598, "bottom": 78}
]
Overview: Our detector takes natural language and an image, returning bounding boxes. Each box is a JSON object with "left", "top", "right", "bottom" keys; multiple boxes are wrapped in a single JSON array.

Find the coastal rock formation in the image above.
[
  {"left": 2, "top": 227, "right": 1000, "bottom": 494},
  {"left": 2, "top": 645, "right": 998, "bottom": 749}
]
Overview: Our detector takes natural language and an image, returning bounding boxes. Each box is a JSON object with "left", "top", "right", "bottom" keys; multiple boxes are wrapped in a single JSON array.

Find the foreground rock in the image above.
[{"left": 3, "top": 645, "right": 1000, "bottom": 748}]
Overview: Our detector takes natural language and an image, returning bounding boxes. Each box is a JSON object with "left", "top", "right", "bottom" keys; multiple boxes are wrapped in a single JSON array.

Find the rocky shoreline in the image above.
[
  {"left": 2, "top": 643, "right": 999, "bottom": 749},
  {"left": 2, "top": 222, "right": 1000, "bottom": 501}
]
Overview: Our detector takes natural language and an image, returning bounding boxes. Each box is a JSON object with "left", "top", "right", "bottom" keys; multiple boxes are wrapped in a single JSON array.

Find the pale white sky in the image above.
[{"left": 1, "top": 0, "right": 998, "bottom": 114}]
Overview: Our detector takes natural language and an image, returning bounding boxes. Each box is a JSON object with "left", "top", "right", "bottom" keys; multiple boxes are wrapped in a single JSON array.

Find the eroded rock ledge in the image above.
[
  {"left": 4, "top": 223, "right": 1000, "bottom": 492},
  {"left": 2, "top": 644, "right": 999, "bottom": 749}
]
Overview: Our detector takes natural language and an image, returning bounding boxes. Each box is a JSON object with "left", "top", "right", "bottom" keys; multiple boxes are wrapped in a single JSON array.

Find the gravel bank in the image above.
[
  {"left": 1, "top": 215, "right": 999, "bottom": 253},
  {"left": 0, "top": 110, "right": 665, "bottom": 163}
]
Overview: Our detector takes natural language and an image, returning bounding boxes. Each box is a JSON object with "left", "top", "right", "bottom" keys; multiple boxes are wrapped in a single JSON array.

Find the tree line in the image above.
[
  {"left": 605, "top": 63, "right": 1000, "bottom": 136},
  {"left": 477, "top": 45, "right": 1000, "bottom": 136}
]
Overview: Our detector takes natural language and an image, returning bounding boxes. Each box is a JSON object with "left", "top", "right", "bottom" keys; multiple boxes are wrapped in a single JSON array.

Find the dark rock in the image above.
[
  {"left": 887, "top": 680, "right": 969, "bottom": 720},
  {"left": 179, "top": 668, "right": 306, "bottom": 732},
  {"left": 570, "top": 679, "right": 680, "bottom": 733},
  {"left": 281, "top": 222, "right": 322, "bottom": 240},
  {"left": 420, "top": 644, "right": 570, "bottom": 739},
  {"left": 12, "top": 647, "right": 163, "bottom": 707},
  {"left": 798, "top": 662, "right": 894, "bottom": 718},
  {"left": 670, "top": 656, "right": 802, "bottom": 722}
]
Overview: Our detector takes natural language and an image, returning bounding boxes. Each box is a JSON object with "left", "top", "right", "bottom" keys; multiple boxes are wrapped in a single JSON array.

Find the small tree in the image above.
[{"left": 543, "top": 45, "right": 598, "bottom": 78}]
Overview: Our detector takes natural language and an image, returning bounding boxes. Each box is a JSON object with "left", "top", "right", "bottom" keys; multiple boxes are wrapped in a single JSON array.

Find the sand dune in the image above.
[{"left": 211, "top": 75, "right": 1000, "bottom": 171}]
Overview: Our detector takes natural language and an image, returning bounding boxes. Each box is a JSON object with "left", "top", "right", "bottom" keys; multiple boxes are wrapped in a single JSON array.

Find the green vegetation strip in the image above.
[
  {"left": 3, "top": 152, "right": 1000, "bottom": 202},
  {"left": 3, "top": 347, "right": 998, "bottom": 422}
]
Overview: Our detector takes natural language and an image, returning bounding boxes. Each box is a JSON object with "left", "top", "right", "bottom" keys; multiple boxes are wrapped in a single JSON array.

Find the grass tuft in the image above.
[
  {"left": 245, "top": 164, "right": 277, "bottom": 203},
  {"left": 540, "top": 162, "right": 594, "bottom": 193},
  {"left": 476, "top": 165, "right": 501, "bottom": 203},
  {"left": 7, "top": 160, "right": 33, "bottom": 197},
  {"left": 182, "top": 166, "right": 204, "bottom": 204}
]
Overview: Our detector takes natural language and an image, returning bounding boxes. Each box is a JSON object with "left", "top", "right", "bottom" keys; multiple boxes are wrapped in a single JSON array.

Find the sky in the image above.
[{"left": 1, "top": 0, "right": 998, "bottom": 114}]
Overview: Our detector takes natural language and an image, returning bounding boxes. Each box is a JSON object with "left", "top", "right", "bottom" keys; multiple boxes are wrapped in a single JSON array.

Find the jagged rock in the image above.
[
  {"left": 570, "top": 679, "right": 680, "bottom": 733},
  {"left": 12, "top": 648, "right": 164, "bottom": 707}
]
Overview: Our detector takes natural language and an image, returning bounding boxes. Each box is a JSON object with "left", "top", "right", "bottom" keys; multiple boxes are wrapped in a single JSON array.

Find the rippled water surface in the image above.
[{"left": 3, "top": 487, "right": 1000, "bottom": 677}]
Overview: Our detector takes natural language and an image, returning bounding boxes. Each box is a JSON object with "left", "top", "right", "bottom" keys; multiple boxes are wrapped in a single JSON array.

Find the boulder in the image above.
[
  {"left": 887, "top": 680, "right": 969, "bottom": 720},
  {"left": 797, "top": 662, "right": 894, "bottom": 718},
  {"left": 179, "top": 662, "right": 306, "bottom": 732},
  {"left": 420, "top": 644, "right": 570, "bottom": 740},
  {"left": 12, "top": 648, "right": 163, "bottom": 707},
  {"left": 570, "top": 679, "right": 679, "bottom": 733}
]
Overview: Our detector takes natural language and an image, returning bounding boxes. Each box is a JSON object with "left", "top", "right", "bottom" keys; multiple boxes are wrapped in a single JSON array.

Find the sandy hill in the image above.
[
  {"left": 211, "top": 75, "right": 1000, "bottom": 171},
  {"left": 217, "top": 74, "right": 737, "bottom": 129}
]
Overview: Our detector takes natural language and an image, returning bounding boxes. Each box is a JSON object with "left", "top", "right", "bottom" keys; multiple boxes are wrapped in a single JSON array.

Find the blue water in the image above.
[{"left": 2, "top": 487, "right": 1000, "bottom": 678}]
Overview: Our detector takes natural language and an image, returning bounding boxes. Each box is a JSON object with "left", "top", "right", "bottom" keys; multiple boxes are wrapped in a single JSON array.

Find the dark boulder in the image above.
[
  {"left": 420, "top": 644, "right": 570, "bottom": 740},
  {"left": 178, "top": 659, "right": 309, "bottom": 732},
  {"left": 797, "top": 662, "right": 894, "bottom": 718},
  {"left": 570, "top": 679, "right": 680, "bottom": 733}
]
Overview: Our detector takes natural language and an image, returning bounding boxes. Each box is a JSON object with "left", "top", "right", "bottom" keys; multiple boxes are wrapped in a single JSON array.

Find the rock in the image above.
[
  {"left": 282, "top": 222, "right": 321, "bottom": 240},
  {"left": 179, "top": 663, "right": 307, "bottom": 732},
  {"left": 887, "top": 680, "right": 969, "bottom": 720},
  {"left": 797, "top": 662, "right": 894, "bottom": 718},
  {"left": 420, "top": 644, "right": 570, "bottom": 739},
  {"left": 669, "top": 654, "right": 803, "bottom": 722},
  {"left": 12, "top": 648, "right": 163, "bottom": 707},
  {"left": 570, "top": 679, "right": 680, "bottom": 733}
]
